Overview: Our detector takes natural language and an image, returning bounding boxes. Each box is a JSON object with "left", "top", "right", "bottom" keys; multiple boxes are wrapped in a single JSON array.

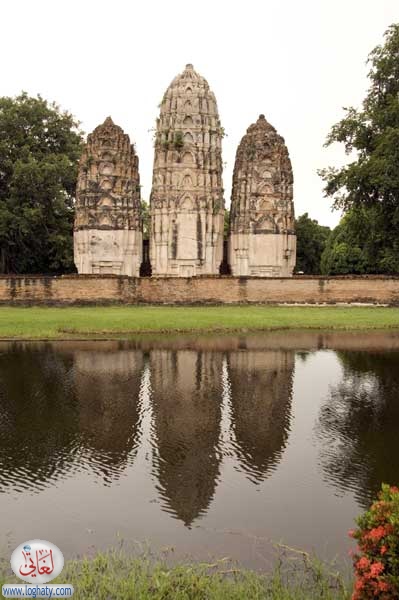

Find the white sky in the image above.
[{"left": 1, "top": 0, "right": 398, "bottom": 228}]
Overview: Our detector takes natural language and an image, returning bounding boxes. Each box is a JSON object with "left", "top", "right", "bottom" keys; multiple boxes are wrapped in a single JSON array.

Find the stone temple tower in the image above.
[
  {"left": 150, "top": 64, "right": 225, "bottom": 277},
  {"left": 74, "top": 117, "right": 142, "bottom": 276},
  {"left": 228, "top": 115, "right": 296, "bottom": 277}
]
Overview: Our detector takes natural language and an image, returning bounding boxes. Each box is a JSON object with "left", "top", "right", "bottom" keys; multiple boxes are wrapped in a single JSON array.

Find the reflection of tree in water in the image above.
[
  {"left": 227, "top": 349, "right": 294, "bottom": 482},
  {"left": 0, "top": 345, "right": 145, "bottom": 492},
  {"left": 0, "top": 344, "right": 77, "bottom": 493},
  {"left": 73, "top": 350, "right": 144, "bottom": 484},
  {"left": 150, "top": 350, "right": 222, "bottom": 527},
  {"left": 315, "top": 351, "right": 399, "bottom": 507}
]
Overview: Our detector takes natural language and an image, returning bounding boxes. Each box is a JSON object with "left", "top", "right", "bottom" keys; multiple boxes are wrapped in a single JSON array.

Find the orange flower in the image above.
[
  {"left": 348, "top": 529, "right": 356, "bottom": 538},
  {"left": 377, "top": 580, "right": 390, "bottom": 592},
  {"left": 351, "top": 484, "right": 399, "bottom": 598},
  {"left": 356, "top": 556, "right": 370, "bottom": 571},
  {"left": 369, "top": 561, "right": 384, "bottom": 578},
  {"left": 366, "top": 525, "right": 387, "bottom": 541},
  {"left": 354, "top": 578, "right": 365, "bottom": 590}
]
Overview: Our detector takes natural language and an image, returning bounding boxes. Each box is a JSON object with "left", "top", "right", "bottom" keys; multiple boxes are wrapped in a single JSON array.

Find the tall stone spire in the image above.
[
  {"left": 74, "top": 117, "right": 142, "bottom": 276},
  {"left": 228, "top": 115, "right": 296, "bottom": 276},
  {"left": 150, "top": 64, "right": 225, "bottom": 277}
]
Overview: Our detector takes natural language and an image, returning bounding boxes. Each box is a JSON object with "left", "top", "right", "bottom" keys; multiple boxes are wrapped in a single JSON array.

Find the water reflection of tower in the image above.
[
  {"left": 73, "top": 347, "right": 145, "bottom": 483},
  {"left": 150, "top": 350, "right": 223, "bottom": 527},
  {"left": 227, "top": 348, "right": 294, "bottom": 482}
]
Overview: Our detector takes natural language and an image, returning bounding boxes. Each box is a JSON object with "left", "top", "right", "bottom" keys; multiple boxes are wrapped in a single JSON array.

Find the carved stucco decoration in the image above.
[
  {"left": 150, "top": 64, "right": 225, "bottom": 277},
  {"left": 74, "top": 117, "right": 142, "bottom": 276},
  {"left": 228, "top": 115, "right": 296, "bottom": 277}
]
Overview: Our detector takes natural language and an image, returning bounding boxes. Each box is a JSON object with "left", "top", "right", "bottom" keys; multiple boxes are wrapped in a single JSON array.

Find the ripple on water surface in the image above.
[{"left": 0, "top": 333, "right": 398, "bottom": 565}]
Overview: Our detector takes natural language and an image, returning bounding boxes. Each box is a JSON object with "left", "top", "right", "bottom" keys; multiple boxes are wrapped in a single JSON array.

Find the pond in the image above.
[{"left": 0, "top": 331, "right": 398, "bottom": 569}]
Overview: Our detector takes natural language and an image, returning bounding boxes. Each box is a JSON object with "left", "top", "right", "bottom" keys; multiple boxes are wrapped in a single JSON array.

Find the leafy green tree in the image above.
[
  {"left": 319, "top": 24, "right": 399, "bottom": 274},
  {"left": 224, "top": 208, "right": 230, "bottom": 239},
  {"left": 295, "top": 213, "right": 330, "bottom": 274},
  {"left": 320, "top": 218, "right": 366, "bottom": 275},
  {"left": 0, "top": 92, "right": 83, "bottom": 273},
  {"left": 321, "top": 205, "right": 397, "bottom": 275},
  {"left": 141, "top": 200, "right": 150, "bottom": 241}
]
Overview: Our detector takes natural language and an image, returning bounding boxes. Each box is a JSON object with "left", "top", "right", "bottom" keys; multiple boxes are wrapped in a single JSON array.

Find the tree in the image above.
[
  {"left": 319, "top": 24, "right": 399, "bottom": 273},
  {"left": 0, "top": 92, "right": 83, "bottom": 273},
  {"left": 141, "top": 200, "right": 150, "bottom": 241},
  {"left": 224, "top": 208, "right": 230, "bottom": 239},
  {"left": 320, "top": 217, "right": 366, "bottom": 275},
  {"left": 295, "top": 212, "right": 330, "bottom": 274},
  {"left": 320, "top": 205, "right": 394, "bottom": 275}
]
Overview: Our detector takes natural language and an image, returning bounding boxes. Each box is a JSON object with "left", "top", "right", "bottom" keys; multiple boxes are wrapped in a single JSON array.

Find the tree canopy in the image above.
[
  {"left": 295, "top": 213, "right": 330, "bottom": 274},
  {"left": 319, "top": 24, "right": 399, "bottom": 274},
  {"left": 0, "top": 92, "right": 83, "bottom": 274},
  {"left": 141, "top": 200, "right": 150, "bottom": 241},
  {"left": 320, "top": 212, "right": 366, "bottom": 275},
  {"left": 320, "top": 205, "right": 397, "bottom": 275}
]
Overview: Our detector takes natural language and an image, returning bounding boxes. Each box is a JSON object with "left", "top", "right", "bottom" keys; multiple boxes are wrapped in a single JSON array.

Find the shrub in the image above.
[{"left": 350, "top": 484, "right": 399, "bottom": 599}]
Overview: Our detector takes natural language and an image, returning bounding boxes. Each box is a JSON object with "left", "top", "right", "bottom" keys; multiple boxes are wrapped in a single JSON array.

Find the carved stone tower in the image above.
[
  {"left": 150, "top": 64, "right": 225, "bottom": 277},
  {"left": 228, "top": 115, "right": 296, "bottom": 277},
  {"left": 74, "top": 117, "right": 142, "bottom": 276}
]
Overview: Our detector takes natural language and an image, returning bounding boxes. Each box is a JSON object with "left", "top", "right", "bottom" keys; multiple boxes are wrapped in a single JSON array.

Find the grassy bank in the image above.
[
  {"left": 0, "top": 305, "right": 399, "bottom": 339},
  {"left": 1, "top": 551, "right": 351, "bottom": 599}
]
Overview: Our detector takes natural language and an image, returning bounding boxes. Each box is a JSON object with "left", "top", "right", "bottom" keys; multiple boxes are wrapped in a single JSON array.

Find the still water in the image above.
[{"left": 0, "top": 331, "right": 398, "bottom": 568}]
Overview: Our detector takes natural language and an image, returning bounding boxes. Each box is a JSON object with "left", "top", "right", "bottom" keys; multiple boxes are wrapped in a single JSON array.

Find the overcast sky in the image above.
[{"left": 2, "top": 0, "right": 398, "bottom": 227}]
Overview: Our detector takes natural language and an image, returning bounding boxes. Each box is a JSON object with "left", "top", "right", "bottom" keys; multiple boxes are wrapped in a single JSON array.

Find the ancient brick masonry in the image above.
[
  {"left": 74, "top": 117, "right": 142, "bottom": 276},
  {"left": 228, "top": 115, "right": 296, "bottom": 276},
  {"left": 1, "top": 275, "right": 399, "bottom": 305},
  {"left": 150, "top": 64, "right": 225, "bottom": 276}
]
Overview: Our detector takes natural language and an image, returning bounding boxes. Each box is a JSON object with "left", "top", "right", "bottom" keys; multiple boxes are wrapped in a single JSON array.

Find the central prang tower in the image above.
[{"left": 150, "top": 64, "right": 225, "bottom": 277}]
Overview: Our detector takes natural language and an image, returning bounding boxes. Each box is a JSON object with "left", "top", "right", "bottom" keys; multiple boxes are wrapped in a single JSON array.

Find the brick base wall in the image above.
[{"left": 0, "top": 275, "right": 399, "bottom": 305}]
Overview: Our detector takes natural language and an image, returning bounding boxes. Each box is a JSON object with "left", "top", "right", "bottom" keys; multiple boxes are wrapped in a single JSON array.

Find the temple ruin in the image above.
[
  {"left": 228, "top": 115, "right": 296, "bottom": 277},
  {"left": 74, "top": 117, "right": 142, "bottom": 276},
  {"left": 73, "top": 72, "right": 297, "bottom": 279},
  {"left": 150, "top": 64, "right": 225, "bottom": 277}
]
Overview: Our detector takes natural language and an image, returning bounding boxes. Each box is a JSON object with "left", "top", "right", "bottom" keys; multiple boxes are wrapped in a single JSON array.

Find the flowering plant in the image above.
[{"left": 350, "top": 484, "right": 399, "bottom": 599}]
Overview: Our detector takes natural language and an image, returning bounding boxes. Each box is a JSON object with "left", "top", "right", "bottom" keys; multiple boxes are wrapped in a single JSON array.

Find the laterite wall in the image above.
[{"left": 0, "top": 275, "right": 399, "bottom": 305}]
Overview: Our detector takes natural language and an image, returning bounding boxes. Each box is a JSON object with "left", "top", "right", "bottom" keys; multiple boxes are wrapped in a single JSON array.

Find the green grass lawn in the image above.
[
  {"left": 1, "top": 551, "right": 351, "bottom": 599},
  {"left": 0, "top": 305, "right": 398, "bottom": 339}
]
